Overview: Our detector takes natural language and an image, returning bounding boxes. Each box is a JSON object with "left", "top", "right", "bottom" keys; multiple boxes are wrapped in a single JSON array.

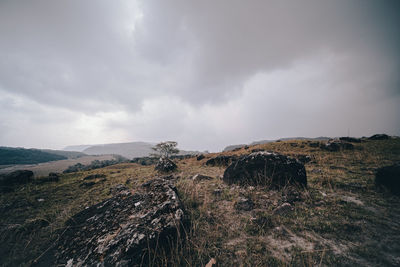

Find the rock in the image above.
[
  {"left": 205, "top": 258, "right": 217, "bottom": 267},
  {"left": 273, "top": 203, "right": 293, "bottom": 215},
  {"left": 192, "top": 174, "right": 213, "bottom": 182},
  {"left": 50, "top": 178, "right": 185, "bottom": 266},
  {"left": 223, "top": 152, "right": 307, "bottom": 188},
  {"left": 196, "top": 154, "right": 205, "bottom": 161},
  {"left": 369, "top": 134, "right": 390, "bottom": 140},
  {"left": 155, "top": 157, "right": 177, "bottom": 172},
  {"left": 251, "top": 148, "right": 265, "bottom": 153},
  {"left": 205, "top": 155, "right": 237, "bottom": 167},
  {"left": 339, "top": 137, "right": 362, "bottom": 143},
  {"left": 0, "top": 170, "right": 34, "bottom": 191},
  {"left": 375, "top": 163, "right": 400, "bottom": 195},
  {"left": 293, "top": 154, "right": 312, "bottom": 164},
  {"left": 321, "top": 140, "right": 354, "bottom": 151},
  {"left": 83, "top": 174, "right": 106, "bottom": 180},
  {"left": 234, "top": 197, "right": 254, "bottom": 211},
  {"left": 282, "top": 187, "right": 302, "bottom": 203}
]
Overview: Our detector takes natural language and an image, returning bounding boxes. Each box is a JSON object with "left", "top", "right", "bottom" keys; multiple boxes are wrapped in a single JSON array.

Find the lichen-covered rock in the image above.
[
  {"left": 223, "top": 152, "right": 307, "bottom": 188},
  {"left": 375, "top": 163, "right": 400, "bottom": 195},
  {"left": 155, "top": 157, "right": 177, "bottom": 172},
  {"left": 52, "top": 178, "right": 185, "bottom": 266},
  {"left": 205, "top": 155, "right": 237, "bottom": 167}
]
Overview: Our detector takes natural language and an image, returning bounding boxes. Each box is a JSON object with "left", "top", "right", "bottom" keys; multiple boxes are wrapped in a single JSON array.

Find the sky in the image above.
[{"left": 0, "top": 0, "right": 399, "bottom": 152}]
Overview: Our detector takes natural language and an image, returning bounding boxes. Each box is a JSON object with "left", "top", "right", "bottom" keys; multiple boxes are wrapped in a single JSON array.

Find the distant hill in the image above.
[
  {"left": 223, "top": 137, "right": 331, "bottom": 151},
  {"left": 63, "top": 145, "right": 94, "bottom": 152},
  {"left": 0, "top": 147, "right": 67, "bottom": 165},
  {"left": 75, "top": 141, "right": 199, "bottom": 159}
]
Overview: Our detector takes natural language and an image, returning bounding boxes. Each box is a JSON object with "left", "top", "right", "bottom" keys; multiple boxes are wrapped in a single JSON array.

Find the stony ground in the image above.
[{"left": 0, "top": 138, "right": 399, "bottom": 266}]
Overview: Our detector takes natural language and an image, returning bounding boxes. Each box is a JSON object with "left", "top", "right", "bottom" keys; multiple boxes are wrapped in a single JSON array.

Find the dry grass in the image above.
[{"left": 1, "top": 139, "right": 400, "bottom": 266}]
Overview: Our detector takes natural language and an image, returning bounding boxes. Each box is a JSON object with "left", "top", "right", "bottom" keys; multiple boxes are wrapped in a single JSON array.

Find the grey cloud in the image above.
[{"left": 0, "top": 0, "right": 399, "bottom": 150}]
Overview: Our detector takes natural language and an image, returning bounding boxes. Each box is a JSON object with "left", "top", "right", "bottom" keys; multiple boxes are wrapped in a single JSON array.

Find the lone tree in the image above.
[{"left": 151, "top": 141, "right": 179, "bottom": 158}]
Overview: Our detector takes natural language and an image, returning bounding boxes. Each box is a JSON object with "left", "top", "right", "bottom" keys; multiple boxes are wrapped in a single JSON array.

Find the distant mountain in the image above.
[
  {"left": 63, "top": 145, "right": 94, "bottom": 152},
  {"left": 75, "top": 141, "right": 198, "bottom": 159},
  {"left": 0, "top": 147, "right": 67, "bottom": 165}
]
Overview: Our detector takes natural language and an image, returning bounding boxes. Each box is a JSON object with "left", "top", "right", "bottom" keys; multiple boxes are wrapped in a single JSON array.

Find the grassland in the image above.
[{"left": 0, "top": 139, "right": 399, "bottom": 266}]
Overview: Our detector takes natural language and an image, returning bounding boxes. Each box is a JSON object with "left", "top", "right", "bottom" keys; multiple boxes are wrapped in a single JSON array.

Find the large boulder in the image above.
[
  {"left": 155, "top": 157, "right": 177, "bottom": 172},
  {"left": 205, "top": 155, "right": 237, "bottom": 167},
  {"left": 51, "top": 178, "right": 185, "bottom": 266},
  {"left": 0, "top": 170, "right": 34, "bottom": 191},
  {"left": 223, "top": 152, "right": 307, "bottom": 188},
  {"left": 375, "top": 163, "right": 400, "bottom": 195}
]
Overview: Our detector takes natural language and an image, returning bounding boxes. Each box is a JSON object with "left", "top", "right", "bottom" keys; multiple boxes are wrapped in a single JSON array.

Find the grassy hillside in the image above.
[
  {"left": 0, "top": 139, "right": 399, "bottom": 266},
  {"left": 0, "top": 147, "right": 67, "bottom": 165}
]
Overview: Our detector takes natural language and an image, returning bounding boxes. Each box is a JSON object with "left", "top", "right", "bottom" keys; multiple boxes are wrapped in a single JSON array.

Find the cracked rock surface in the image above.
[{"left": 51, "top": 178, "right": 184, "bottom": 266}]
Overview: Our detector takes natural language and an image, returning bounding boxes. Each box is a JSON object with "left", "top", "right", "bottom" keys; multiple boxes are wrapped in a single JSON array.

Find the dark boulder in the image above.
[
  {"left": 0, "top": 170, "right": 34, "bottom": 191},
  {"left": 369, "top": 134, "right": 390, "bottom": 140},
  {"left": 223, "top": 152, "right": 307, "bottom": 188},
  {"left": 321, "top": 140, "right": 354, "bottom": 152},
  {"left": 196, "top": 154, "right": 205, "bottom": 161},
  {"left": 375, "top": 163, "right": 400, "bottom": 195},
  {"left": 155, "top": 157, "right": 177, "bottom": 172},
  {"left": 339, "top": 137, "right": 362, "bottom": 143},
  {"left": 50, "top": 178, "right": 185, "bottom": 266},
  {"left": 205, "top": 155, "right": 237, "bottom": 167}
]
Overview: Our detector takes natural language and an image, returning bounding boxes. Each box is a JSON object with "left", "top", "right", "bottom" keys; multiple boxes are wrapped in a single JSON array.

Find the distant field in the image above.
[{"left": 0, "top": 155, "right": 116, "bottom": 177}]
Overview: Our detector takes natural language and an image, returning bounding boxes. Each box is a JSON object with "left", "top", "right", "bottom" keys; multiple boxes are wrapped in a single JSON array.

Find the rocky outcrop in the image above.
[
  {"left": 321, "top": 140, "right": 354, "bottom": 152},
  {"left": 205, "top": 155, "right": 237, "bottom": 167},
  {"left": 223, "top": 152, "right": 307, "bottom": 188},
  {"left": 375, "top": 163, "right": 400, "bottom": 195},
  {"left": 369, "top": 134, "right": 390, "bottom": 140},
  {"left": 0, "top": 170, "right": 34, "bottom": 191},
  {"left": 52, "top": 178, "right": 185, "bottom": 266},
  {"left": 155, "top": 157, "right": 177, "bottom": 172}
]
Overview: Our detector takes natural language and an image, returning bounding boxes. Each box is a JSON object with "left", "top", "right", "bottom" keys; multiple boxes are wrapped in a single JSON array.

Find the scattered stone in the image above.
[
  {"left": 37, "top": 198, "right": 45, "bottom": 202},
  {"left": 196, "top": 154, "right": 205, "bottom": 161},
  {"left": 273, "top": 203, "right": 293, "bottom": 215},
  {"left": 294, "top": 154, "right": 312, "bottom": 164},
  {"left": 223, "top": 152, "right": 307, "bottom": 188},
  {"left": 282, "top": 187, "right": 302, "bottom": 203},
  {"left": 205, "top": 155, "right": 237, "bottom": 167},
  {"left": 251, "top": 148, "right": 265, "bottom": 153},
  {"left": 369, "top": 134, "right": 390, "bottom": 140},
  {"left": 155, "top": 157, "right": 177, "bottom": 172},
  {"left": 192, "top": 174, "right": 213, "bottom": 182},
  {"left": 234, "top": 197, "right": 254, "bottom": 211},
  {"left": 109, "top": 184, "right": 129, "bottom": 195},
  {"left": 50, "top": 178, "right": 185, "bottom": 266},
  {"left": 339, "top": 137, "right": 362, "bottom": 143},
  {"left": 83, "top": 174, "right": 106, "bottom": 180},
  {"left": 321, "top": 140, "right": 354, "bottom": 152},
  {"left": 375, "top": 163, "right": 400, "bottom": 195}
]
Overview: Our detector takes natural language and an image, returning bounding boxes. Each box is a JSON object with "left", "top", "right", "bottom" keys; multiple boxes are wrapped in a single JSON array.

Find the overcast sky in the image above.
[{"left": 0, "top": 0, "right": 399, "bottom": 151}]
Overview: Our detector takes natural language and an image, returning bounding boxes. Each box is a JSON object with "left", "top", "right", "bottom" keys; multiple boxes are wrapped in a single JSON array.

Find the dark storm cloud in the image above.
[{"left": 0, "top": 0, "right": 399, "bottom": 150}]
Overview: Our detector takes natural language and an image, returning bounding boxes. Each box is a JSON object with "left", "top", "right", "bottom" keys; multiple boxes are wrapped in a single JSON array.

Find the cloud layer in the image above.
[{"left": 0, "top": 0, "right": 399, "bottom": 151}]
